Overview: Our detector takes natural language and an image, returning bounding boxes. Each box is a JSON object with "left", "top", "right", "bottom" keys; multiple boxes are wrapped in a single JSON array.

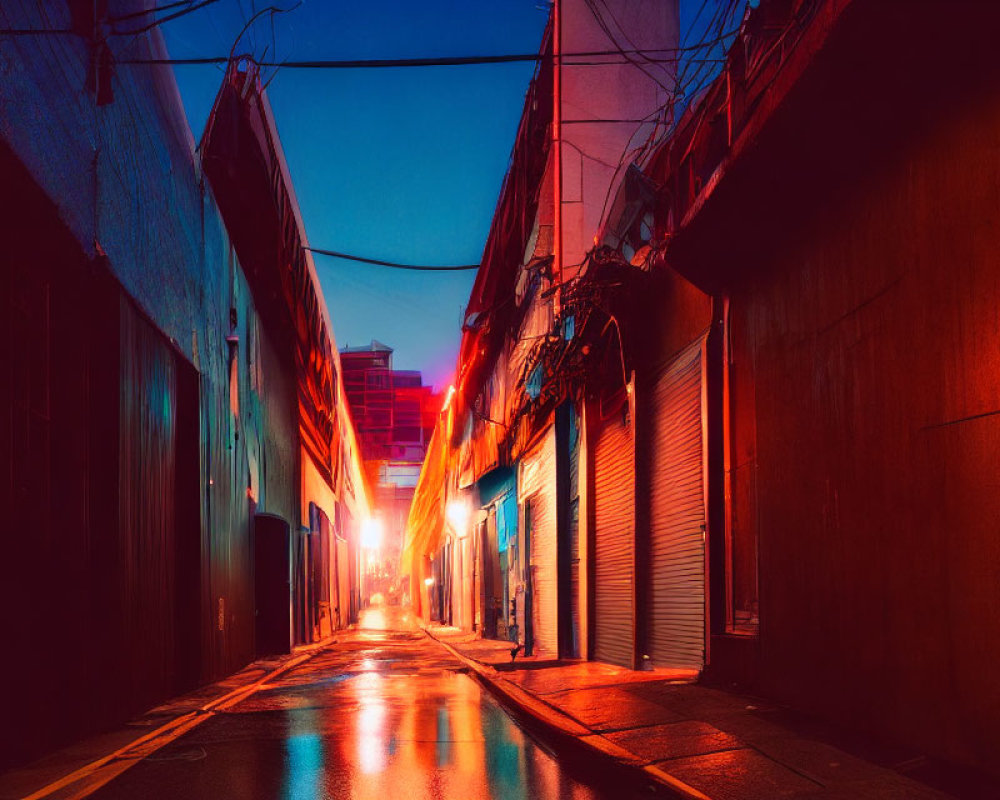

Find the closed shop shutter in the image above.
[
  {"left": 593, "top": 411, "right": 635, "bottom": 668},
  {"left": 519, "top": 426, "right": 558, "bottom": 658},
  {"left": 648, "top": 338, "right": 707, "bottom": 670},
  {"left": 484, "top": 509, "right": 500, "bottom": 638}
]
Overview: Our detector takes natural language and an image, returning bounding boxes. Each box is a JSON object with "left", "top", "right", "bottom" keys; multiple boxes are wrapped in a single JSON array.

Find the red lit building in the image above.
[{"left": 341, "top": 341, "right": 440, "bottom": 597}]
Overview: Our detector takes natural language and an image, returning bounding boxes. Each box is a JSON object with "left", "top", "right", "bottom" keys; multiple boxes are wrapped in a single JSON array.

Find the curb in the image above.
[
  {"left": 422, "top": 626, "right": 712, "bottom": 800},
  {"left": 20, "top": 637, "right": 338, "bottom": 800}
]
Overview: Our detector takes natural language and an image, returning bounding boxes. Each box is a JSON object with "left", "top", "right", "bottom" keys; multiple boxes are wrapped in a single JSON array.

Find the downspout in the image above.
[{"left": 553, "top": 0, "right": 563, "bottom": 306}]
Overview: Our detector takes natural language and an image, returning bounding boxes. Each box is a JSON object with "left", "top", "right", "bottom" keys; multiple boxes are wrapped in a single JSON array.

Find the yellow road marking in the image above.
[{"left": 23, "top": 646, "right": 329, "bottom": 800}]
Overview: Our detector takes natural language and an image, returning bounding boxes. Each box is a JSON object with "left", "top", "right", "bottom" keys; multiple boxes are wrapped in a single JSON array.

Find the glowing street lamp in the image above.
[
  {"left": 361, "top": 518, "right": 383, "bottom": 551},
  {"left": 446, "top": 500, "right": 470, "bottom": 536}
]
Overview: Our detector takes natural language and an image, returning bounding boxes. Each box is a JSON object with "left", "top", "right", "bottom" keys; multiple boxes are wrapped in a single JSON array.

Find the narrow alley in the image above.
[
  {"left": 4, "top": 0, "right": 1000, "bottom": 797},
  {"left": 73, "top": 607, "right": 636, "bottom": 800}
]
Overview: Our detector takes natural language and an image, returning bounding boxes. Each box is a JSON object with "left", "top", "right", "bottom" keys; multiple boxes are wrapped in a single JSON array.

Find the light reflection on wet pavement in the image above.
[{"left": 91, "top": 607, "right": 620, "bottom": 799}]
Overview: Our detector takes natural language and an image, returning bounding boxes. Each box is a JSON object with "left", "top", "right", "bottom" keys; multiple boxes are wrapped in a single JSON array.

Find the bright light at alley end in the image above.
[
  {"left": 360, "top": 518, "right": 383, "bottom": 551},
  {"left": 446, "top": 500, "right": 470, "bottom": 535}
]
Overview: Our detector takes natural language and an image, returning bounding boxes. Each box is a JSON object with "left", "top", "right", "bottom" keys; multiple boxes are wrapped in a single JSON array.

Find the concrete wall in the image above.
[
  {"left": 559, "top": 0, "right": 679, "bottom": 279},
  {"left": 664, "top": 2, "right": 1000, "bottom": 771},
  {"left": 738, "top": 95, "right": 1000, "bottom": 766},
  {"left": 0, "top": 0, "right": 302, "bottom": 764}
]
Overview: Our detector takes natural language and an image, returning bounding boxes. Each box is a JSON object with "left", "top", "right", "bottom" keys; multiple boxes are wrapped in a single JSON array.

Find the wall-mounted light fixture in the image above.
[{"left": 446, "top": 500, "right": 470, "bottom": 537}]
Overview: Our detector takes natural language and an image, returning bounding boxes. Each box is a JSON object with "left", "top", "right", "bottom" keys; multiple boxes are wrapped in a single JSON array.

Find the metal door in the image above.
[
  {"left": 519, "top": 427, "right": 558, "bottom": 658},
  {"left": 648, "top": 338, "right": 707, "bottom": 670},
  {"left": 593, "top": 411, "right": 635, "bottom": 668}
]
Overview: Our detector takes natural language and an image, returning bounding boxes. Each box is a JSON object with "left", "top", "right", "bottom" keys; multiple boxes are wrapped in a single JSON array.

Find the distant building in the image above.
[{"left": 341, "top": 341, "right": 440, "bottom": 594}]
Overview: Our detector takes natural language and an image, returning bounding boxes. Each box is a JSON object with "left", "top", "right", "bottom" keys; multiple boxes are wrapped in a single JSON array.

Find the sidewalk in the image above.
[
  {"left": 425, "top": 624, "right": 962, "bottom": 800},
  {"left": 0, "top": 638, "right": 337, "bottom": 800}
]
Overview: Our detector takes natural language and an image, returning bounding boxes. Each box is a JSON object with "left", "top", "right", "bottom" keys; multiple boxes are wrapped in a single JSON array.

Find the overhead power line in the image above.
[
  {"left": 110, "top": 0, "right": 206, "bottom": 23},
  {"left": 110, "top": 0, "right": 223, "bottom": 34},
  {"left": 105, "top": 28, "right": 740, "bottom": 67},
  {"left": 0, "top": 26, "right": 741, "bottom": 68},
  {"left": 306, "top": 247, "right": 479, "bottom": 272}
]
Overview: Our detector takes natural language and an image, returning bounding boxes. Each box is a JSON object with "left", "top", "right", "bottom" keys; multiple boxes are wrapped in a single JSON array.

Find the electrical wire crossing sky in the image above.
[{"left": 160, "top": 0, "right": 742, "bottom": 391}]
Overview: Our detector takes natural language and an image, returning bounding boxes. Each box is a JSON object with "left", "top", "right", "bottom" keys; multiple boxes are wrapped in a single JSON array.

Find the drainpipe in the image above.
[{"left": 553, "top": 0, "right": 563, "bottom": 307}]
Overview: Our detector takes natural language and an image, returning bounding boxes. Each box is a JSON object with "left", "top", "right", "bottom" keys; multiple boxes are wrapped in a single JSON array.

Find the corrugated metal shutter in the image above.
[
  {"left": 648, "top": 338, "right": 707, "bottom": 670},
  {"left": 520, "top": 427, "right": 558, "bottom": 658},
  {"left": 593, "top": 411, "right": 635, "bottom": 668},
  {"left": 484, "top": 509, "right": 501, "bottom": 638}
]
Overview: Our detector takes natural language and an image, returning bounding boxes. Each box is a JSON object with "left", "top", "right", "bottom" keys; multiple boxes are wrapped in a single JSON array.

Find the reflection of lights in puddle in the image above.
[
  {"left": 350, "top": 671, "right": 388, "bottom": 774},
  {"left": 435, "top": 707, "right": 452, "bottom": 768},
  {"left": 357, "top": 696, "right": 388, "bottom": 774},
  {"left": 363, "top": 608, "right": 388, "bottom": 630},
  {"left": 355, "top": 672, "right": 381, "bottom": 689},
  {"left": 284, "top": 710, "right": 323, "bottom": 800}
]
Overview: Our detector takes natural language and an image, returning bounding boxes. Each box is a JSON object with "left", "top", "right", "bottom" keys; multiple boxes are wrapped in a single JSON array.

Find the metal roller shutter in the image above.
[
  {"left": 593, "top": 412, "right": 635, "bottom": 668},
  {"left": 648, "top": 338, "right": 707, "bottom": 670},
  {"left": 519, "top": 427, "right": 558, "bottom": 658}
]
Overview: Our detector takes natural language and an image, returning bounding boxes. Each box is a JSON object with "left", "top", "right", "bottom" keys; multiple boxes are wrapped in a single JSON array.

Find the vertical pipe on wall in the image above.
[
  {"left": 584, "top": 396, "right": 597, "bottom": 661},
  {"left": 553, "top": 0, "right": 563, "bottom": 304},
  {"left": 577, "top": 396, "right": 590, "bottom": 661},
  {"left": 555, "top": 402, "right": 572, "bottom": 658}
]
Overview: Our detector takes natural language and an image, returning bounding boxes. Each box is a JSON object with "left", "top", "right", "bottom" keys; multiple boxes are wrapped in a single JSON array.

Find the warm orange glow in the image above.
[
  {"left": 442, "top": 384, "right": 456, "bottom": 412},
  {"left": 356, "top": 674, "right": 387, "bottom": 775},
  {"left": 446, "top": 500, "right": 470, "bottom": 534},
  {"left": 361, "top": 518, "right": 383, "bottom": 550}
]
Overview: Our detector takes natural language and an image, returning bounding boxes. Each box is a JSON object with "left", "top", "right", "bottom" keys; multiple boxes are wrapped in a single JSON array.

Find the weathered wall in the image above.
[
  {"left": 559, "top": 0, "right": 679, "bottom": 279},
  {"left": 666, "top": 2, "right": 1000, "bottom": 771},
  {"left": 740, "top": 90, "right": 1000, "bottom": 766},
  {"left": 0, "top": 0, "right": 302, "bottom": 764}
]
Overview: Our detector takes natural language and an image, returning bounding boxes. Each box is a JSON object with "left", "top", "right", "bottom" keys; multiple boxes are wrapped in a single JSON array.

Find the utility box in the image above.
[{"left": 254, "top": 513, "right": 292, "bottom": 656}]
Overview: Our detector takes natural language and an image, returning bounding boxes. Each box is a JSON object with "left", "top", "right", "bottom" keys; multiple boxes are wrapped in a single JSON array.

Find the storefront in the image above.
[
  {"left": 518, "top": 427, "right": 558, "bottom": 658},
  {"left": 646, "top": 337, "right": 707, "bottom": 670},
  {"left": 592, "top": 399, "right": 636, "bottom": 668}
]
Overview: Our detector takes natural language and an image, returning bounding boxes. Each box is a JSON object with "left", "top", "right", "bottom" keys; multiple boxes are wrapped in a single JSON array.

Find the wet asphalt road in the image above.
[{"left": 90, "top": 606, "right": 621, "bottom": 800}]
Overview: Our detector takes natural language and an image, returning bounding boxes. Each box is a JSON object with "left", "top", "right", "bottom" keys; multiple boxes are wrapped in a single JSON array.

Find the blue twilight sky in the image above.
[{"left": 160, "top": 1, "right": 742, "bottom": 392}]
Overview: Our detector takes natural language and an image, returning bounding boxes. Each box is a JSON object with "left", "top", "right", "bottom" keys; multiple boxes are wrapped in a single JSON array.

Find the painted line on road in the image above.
[{"left": 23, "top": 641, "right": 335, "bottom": 800}]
